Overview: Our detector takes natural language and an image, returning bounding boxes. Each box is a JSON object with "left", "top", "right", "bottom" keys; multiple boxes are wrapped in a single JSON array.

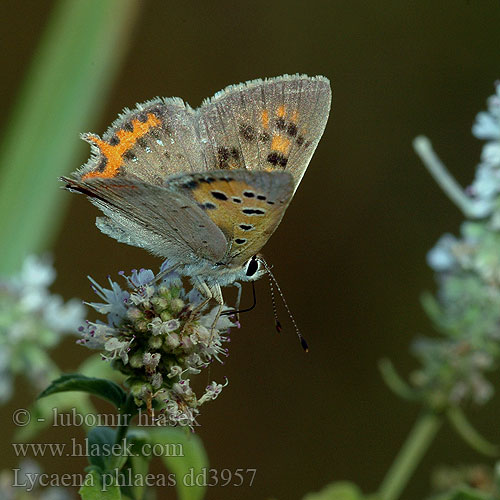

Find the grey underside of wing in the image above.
[
  {"left": 196, "top": 74, "right": 332, "bottom": 190},
  {"left": 83, "top": 179, "right": 227, "bottom": 262},
  {"left": 77, "top": 98, "right": 211, "bottom": 185}
]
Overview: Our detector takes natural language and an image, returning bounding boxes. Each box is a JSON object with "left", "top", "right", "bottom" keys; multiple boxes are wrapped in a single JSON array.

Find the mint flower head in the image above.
[
  {"left": 468, "top": 81, "right": 500, "bottom": 218},
  {"left": 0, "top": 255, "right": 85, "bottom": 403},
  {"left": 408, "top": 82, "right": 500, "bottom": 409},
  {"left": 79, "top": 262, "right": 234, "bottom": 428}
]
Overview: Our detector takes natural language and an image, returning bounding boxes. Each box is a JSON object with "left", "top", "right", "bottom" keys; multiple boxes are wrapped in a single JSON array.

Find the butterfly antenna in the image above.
[
  {"left": 266, "top": 270, "right": 282, "bottom": 333},
  {"left": 258, "top": 258, "right": 309, "bottom": 352}
]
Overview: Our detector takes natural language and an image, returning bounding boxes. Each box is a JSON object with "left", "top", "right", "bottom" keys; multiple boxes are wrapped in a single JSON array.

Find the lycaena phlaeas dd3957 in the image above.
[{"left": 62, "top": 74, "right": 331, "bottom": 343}]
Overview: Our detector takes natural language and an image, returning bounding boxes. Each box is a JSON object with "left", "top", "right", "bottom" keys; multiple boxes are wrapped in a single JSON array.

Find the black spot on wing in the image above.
[
  {"left": 259, "top": 132, "right": 271, "bottom": 143},
  {"left": 200, "top": 176, "right": 216, "bottom": 184},
  {"left": 211, "top": 191, "right": 228, "bottom": 201},
  {"left": 199, "top": 202, "right": 217, "bottom": 210},
  {"left": 267, "top": 152, "right": 288, "bottom": 167},
  {"left": 123, "top": 151, "right": 137, "bottom": 161},
  {"left": 287, "top": 123, "right": 298, "bottom": 137},
  {"left": 109, "top": 135, "right": 120, "bottom": 146},
  {"left": 217, "top": 147, "right": 230, "bottom": 168},
  {"left": 239, "top": 124, "right": 256, "bottom": 142},
  {"left": 242, "top": 208, "right": 266, "bottom": 216},
  {"left": 181, "top": 179, "right": 199, "bottom": 190},
  {"left": 276, "top": 118, "right": 286, "bottom": 131}
]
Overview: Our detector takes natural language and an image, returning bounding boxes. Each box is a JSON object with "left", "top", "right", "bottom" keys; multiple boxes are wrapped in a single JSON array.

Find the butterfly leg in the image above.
[
  {"left": 207, "top": 284, "right": 224, "bottom": 342},
  {"left": 232, "top": 282, "right": 243, "bottom": 322},
  {"left": 189, "top": 278, "right": 225, "bottom": 342},
  {"left": 189, "top": 278, "right": 213, "bottom": 317},
  {"left": 150, "top": 262, "right": 181, "bottom": 287}
]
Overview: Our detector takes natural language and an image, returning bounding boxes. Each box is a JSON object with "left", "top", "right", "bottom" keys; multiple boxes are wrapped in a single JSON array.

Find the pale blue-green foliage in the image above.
[
  {"left": 409, "top": 84, "right": 500, "bottom": 409},
  {"left": 0, "top": 255, "right": 85, "bottom": 403}
]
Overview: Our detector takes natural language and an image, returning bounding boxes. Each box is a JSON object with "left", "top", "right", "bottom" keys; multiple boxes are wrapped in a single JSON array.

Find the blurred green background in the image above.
[{"left": 1, "top": 1, "right": 500, "bottom": 499}]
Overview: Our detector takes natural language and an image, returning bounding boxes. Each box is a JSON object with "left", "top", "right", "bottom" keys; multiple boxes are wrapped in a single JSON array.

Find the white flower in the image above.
[
  {"left": 481, "top": 142, "right": 500, "bottom": 167},
  {"left": 78, "top": 322, "right": 113, "bottom": 350},
  {"left": 87, "top": 277, "right": 129, "bottom": 325},
  {"left": 104, "top": 337, "right": 132, "bottom": 363},
  {"left": 143, "top": 352, "right": 161, "bottom": 373},
  {"left": 0, "top": 255, "right": 85, "bottom": 404},
  {"left": 472, "top": 111, "right": 500, "bottom": 140},
  {"left": 44, "top": 296, "right": 85, "bottom": 334},
  {"left": 198, "top": 379, "right": 228, "bottom": 405},
  {"left": 427, "top": 234, "right": 458, "bottom": 272},
  {"left": 19, "top": 255, "right": 55, "bottom": 289},
  {"left": 130, "top": 268, "right": 155, "bottom": 287}
]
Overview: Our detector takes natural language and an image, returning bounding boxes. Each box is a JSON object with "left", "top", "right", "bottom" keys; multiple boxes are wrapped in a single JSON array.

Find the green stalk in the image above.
[
  {"left": 377, "top": 411, "right": 442, "bottom": 500},
  {"left": 0, "top": 0, "right": 141, "bottom": 274},
  {"left": 109, "top": 397, "right": 132, "bottom": 472}
]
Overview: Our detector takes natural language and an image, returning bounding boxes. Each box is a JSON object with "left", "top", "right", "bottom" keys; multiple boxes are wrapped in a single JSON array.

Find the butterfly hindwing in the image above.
[
  {"left": 165, "top": 169, "right": 295, "bottom": 265},
  {"left": 197, "top": 74, "right": 331, "bottom": 191},
  {"left": 62, "top": 177, "right": 228, "bottom": 263}
]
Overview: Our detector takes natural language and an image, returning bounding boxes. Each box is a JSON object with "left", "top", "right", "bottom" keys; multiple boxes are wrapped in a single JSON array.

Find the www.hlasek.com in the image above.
[
  {"left": 13, "top": 467, "right": 258, "bottom": 492},
  {"left": 12, "top": 438, "right": 183, "bottom": 459}
]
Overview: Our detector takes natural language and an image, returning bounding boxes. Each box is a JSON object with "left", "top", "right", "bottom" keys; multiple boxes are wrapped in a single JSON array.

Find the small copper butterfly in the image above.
[{"left": 62, "top": 74, "right": 331, "bottom": 322}]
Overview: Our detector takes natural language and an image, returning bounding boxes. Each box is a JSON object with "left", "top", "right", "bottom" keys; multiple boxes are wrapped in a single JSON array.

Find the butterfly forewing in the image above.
[
  {"left": 197, "top": 75, "right": 331, "bottom": 191},
  {"left": 63, "top": 177, "right": 227, "bottom": 263},
  {"left": 76, "top": 98, "right": 207, "bottom": 185}
]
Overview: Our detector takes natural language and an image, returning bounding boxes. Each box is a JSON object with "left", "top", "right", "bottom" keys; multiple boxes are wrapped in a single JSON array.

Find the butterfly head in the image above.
[
  {"left": 208, "top": 254, "right": 266, "bottom": 287},
  {"left": 243, "top": 254, "right": 266, "bottom": 281}
]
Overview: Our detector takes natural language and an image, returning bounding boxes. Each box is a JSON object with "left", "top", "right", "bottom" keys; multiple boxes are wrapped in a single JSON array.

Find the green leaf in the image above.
[
  {"left": 87, "top": 426, "right": 117, "bottom": 471},
  {"left": 429, "top": 486, "right": 494, "bottom": 500},
  {"left": 120, "top": 430, "right": 153, "bottom": 500},
  {"left": 0, "top": 0, "right": 140, "bottom": 274},
  {"left": 302, "top": 482, "right": 364, "bottom": 500},
  {"left": 378, "top": 359, "right": 418, "bottom": 401},
  {"left": 14, "top": 390, "right": 95, "bottom": 441},
  {"left": 149, "top": 427, "right": 208, "bottom": 500},
  {"left": 447, "top": 407, "right": 498, "bottom": 457},
  {"left": 80, "top": 354, "right": 126, "bottom": 383},
  {"left": 79, "top": 468, "right": 121, "bottom": 500},
  {"left": 38, "top": 374, "right": 127, "bottom": 409}
]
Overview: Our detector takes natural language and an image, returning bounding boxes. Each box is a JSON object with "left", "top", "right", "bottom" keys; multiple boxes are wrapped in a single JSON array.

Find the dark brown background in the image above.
[{"left": 2, "top": 1, "right": 500, "bottom": 499}]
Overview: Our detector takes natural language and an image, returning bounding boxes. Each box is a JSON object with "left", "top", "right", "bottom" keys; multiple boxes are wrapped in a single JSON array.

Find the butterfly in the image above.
[{"left": 62, "top": 74, "right": 331, "bottom": 326}]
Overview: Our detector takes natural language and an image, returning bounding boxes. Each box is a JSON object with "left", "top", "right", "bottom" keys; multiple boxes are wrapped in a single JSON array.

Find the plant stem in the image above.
[
  {"left": 377, "top": 411, "right": 442, "bottom": 500},
  {"left": 114, "top": 417, "right": 130, "bottom": 448},
  {"left": 413, "top": 136, "right": 486, "bottom": 219},
  {"left": 109, "top": 398, "right": 132, "bottom": 471}
]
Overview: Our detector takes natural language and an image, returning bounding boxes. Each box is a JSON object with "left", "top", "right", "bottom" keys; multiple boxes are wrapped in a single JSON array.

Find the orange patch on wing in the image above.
[
  {"left": 277, "top": 105, "right": 286, "bottom": 118},
  {"left": 189, "top": 179, "right": 272, "bottom": 241},
  {"left": 271, "top": 134, "right": 291, "bottom": 154},
  {"left": 82, "top": 113, "right": 161, "bottom": 180},
  {"left": 261, "top": 109, "right": 269, "bottom": 129},
  {"left": 291, "top": 110, "right": 299, "bottom": 122}
]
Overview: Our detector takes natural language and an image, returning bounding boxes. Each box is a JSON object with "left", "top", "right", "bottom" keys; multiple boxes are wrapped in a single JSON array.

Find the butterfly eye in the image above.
[{"left": 245, "top": 255, "right": 260, "bottom": 277}]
